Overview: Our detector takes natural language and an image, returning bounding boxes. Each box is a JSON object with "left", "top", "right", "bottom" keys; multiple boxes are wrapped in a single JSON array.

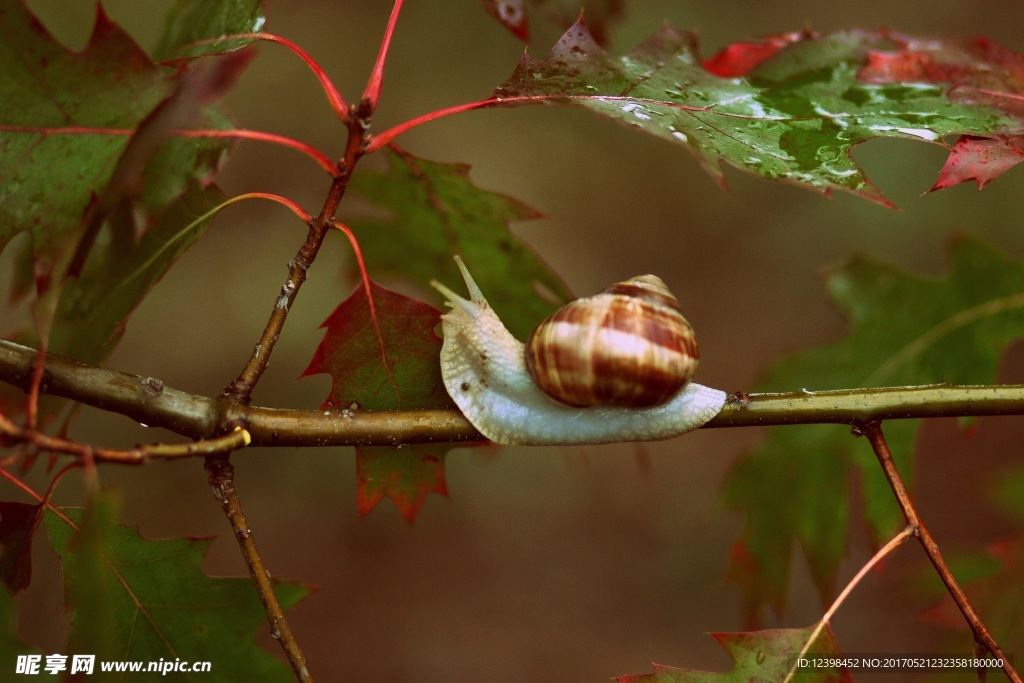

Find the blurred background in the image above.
[{"left": 7, "top": 0, "right": 1024, "bottom": 680}]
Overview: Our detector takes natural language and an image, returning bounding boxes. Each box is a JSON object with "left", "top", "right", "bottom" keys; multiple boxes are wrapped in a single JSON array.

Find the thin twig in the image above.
[
  {"left": 783, "top": 525, "right": 916, "bottom": 683},
  {"left": 205, "top": 453, "right": 314, "bottom": 683},
  {"left": 213, "top": 77, "right": 375, "bottom": 683},
  {"left": 858, "top": 420, "right": 1021, "bottom": 683},
  {"left": 0, "top": 411, "right": 250, "bottom": 463},
  {"left": 224, "top": 106, "right": 367, "bottom": 405}
]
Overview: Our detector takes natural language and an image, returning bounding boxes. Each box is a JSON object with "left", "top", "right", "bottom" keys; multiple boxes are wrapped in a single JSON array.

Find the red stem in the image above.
[
  {"left": 236, "top": 33, "right": 349, "bottom": 121},
  {"left": 178, "top": 129, "right": 338, "bottom": 175},
  {"left": 361, "top": 0, "right": 406, "bottom": 116},
  {"left": 227, "top": 192, "right": 313, "bottom": 223},
  {"left": 0, "top": 124, "right": 337, "bottom": 176},
  {"left": 330, "top": 222, "right": 397, "bottom": 400},
  {"left": 366, "top": 98, "right": 505, "bottom": 152}
]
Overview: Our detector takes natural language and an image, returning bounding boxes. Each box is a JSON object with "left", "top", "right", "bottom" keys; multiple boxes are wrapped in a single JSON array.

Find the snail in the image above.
[{"left": 430, "top": 257, "right": 726, "bottom": 446}]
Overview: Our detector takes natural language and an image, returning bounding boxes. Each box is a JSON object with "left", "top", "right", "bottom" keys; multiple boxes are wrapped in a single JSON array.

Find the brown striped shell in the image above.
[{"left": 524, "top": 275, "right": 698, "bottom": 408}]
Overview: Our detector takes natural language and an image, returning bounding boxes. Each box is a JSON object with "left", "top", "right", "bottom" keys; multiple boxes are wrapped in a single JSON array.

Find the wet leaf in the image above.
[
  {"left": 347, "top": 147, "right": 572, "bottom": 341},
  {"left": 616, "top": 625, "right": 850, "bottom": 682},
  {"left": 930, "top": 135, "right": 1024, "bottom": 190},
  {"left": 494, "top": 20, "right": 1024, "bottom": 206},
  {"left": 723, "top": 238, "right": 1024, "bottom": 625}
]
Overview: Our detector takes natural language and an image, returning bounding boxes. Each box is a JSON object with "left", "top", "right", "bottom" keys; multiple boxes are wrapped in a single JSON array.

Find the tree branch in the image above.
[
  {"left": 206, "top": 453, "right": 314, "bottom": 682},
  {"left": 858, "top": 421, "right": 1020, "bottom": 683},
  {"left": 4, "top": 339, "right": 1024, "bottom": 451}
]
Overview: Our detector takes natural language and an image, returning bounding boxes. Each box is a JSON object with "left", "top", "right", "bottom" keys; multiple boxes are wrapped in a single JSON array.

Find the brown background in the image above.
[{"left": 6, "top": 0, "right": 1024, "bottom": 680}]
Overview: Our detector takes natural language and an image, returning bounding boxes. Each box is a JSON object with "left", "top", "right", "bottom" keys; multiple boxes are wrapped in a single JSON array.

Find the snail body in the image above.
[{"left": 431, "top": 257, "right": 725, "bottom": 446}]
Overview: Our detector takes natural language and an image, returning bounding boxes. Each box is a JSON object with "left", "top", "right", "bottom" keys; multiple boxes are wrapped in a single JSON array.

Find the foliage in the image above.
[
  {"left": 0, "top": 0, "right": 1023, "bottom": 680},
  {"left": 493, "top": 22, "right": 1023, "bottom": 206},
  {"left": 725, "top": 238, "right": 1024, "bottom": 622},
  {"left": 302, "top": 279, "right": 455, "bottom": 521},
  {"left": 46, "top": 498, "right": 309, "bottom": 681}
]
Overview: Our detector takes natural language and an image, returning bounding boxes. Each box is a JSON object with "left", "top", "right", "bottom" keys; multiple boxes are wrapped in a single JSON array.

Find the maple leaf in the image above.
[
  {"left": 930, "top": 134, "right": 1024, "bottom": 190},
  {"left": 701, "top": 31, "right": 809, "bottom": 78},
  {"left": 356, "top": 448, "right": 449, "bottom": 524},
  {"left": 0, "top": 0, "right": 249, "bottom": 422},
  {"left": 855, "top": 32, "right": 1024, "bottom": 191},
  {"left": 723, "top": 238, "right": 1024, "bottom": 625},
  {"left": 346, "top": 147, "right": 572, "bottom": 341},
  {"left": 616, "top": 626, "right": 850, "bottom": 682},
  {"left": 493, "top": 20, "right": 1024, "bottom": 206},
  {"left": 303, "top": 280, "right": 451, "bottom": 412},
  {"left": 155, "top": 0, "right": 267, "bottom": 61},
  {"left": 303, "top": 280, "right": 458, "bottom": 522},
  {"left": 0, "top": 501, "right": 41, "bottom": 593},
  {"left": 0, "top": 1, "right": 235, "bottom": 323},
  {"left": 46, "top": 498, "right": 310, "bottom": 680}
]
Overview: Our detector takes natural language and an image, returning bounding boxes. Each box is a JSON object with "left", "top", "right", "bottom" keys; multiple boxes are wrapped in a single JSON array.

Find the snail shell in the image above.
[
  {"left": 430, "top": 257, "right": 725, "bottom": 446},
  {"left": 524, "top": 275, "right": 697, "bottom": 408}
]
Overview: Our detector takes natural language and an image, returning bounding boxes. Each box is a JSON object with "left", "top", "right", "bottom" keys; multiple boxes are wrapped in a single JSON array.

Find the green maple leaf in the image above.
[
  {"left": 346, "top": 147, "right": 572, "bottom": 341},
  {"left": 616, "top": 625, "right": 850, "bottom": 682},
  {"left": 0, "top": 0, "right": 253, "bottom": 421},
  {"left": 0, "top": 0, "right": 234, "bottom": 324},
  {"left": 723, "top": 238, "right": 1024, "bottom": 624},
  {"left": 493, "top": 20, "right": 1024, "bottom": 205},
  {"left": 303, "top": 280, "right": 459, "bottom": 522},
  {"left": 46, "top": 498, "right": 309, "bottom": 681}
]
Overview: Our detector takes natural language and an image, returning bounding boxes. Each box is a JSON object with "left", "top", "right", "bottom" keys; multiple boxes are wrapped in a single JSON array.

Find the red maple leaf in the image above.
[
  {"left": 303, "top": 279, "right": 456, "bottom": 521},
  {"left": 930, "top": 134, "right": 1024, "bottom": 190},
  {"left": 859, "top": 32, "right": 1024, "bottom": 190},
  {"left": 702, "top": 30, "right": 809, "bottom": 77}
]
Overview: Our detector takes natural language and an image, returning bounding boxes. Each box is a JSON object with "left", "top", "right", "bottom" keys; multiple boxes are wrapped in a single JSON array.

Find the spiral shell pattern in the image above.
[{"left": 524, "top": 275, "right": 698, "bottom": 408}]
